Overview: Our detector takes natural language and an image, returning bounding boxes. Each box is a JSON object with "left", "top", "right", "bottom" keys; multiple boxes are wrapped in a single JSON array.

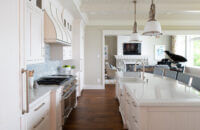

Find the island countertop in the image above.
[{"left": 121, "top": 72, "right": 200, "bottom": 107}]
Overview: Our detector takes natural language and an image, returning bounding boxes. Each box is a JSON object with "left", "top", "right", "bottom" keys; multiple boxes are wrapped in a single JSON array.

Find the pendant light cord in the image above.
[
  {"left": 149, "top": 0, "right": 156, "bottom": 21},
  {"left": 133, "top": 0, "right": 137, "bottom": 33},
  {"left": 134, "top": 1, "right": 136, "bottom": 23}
]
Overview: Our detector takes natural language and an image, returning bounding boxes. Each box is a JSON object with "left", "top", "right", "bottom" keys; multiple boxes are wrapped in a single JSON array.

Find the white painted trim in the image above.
[
  {"left": 84, "top": 84, "right": 105, "bottom": 89},
  {"left": 103, "top": 30, "right": 200, "bottom": 36},
  {"left": 102, "top": 31, "right": 106, "bottom": 87}
]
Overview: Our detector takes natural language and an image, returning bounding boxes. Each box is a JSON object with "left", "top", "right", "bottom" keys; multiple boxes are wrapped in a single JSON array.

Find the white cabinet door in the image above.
[
  {"left": 30, "top": 8, "right": 44, "bottom": 62},
  {"left": 27, "top": 94, "right": 50, "bottom": 130},
  {"left": 25, "top": 1, "right": 44, "bottom": 64},
  {"left": 32, "top": 113, "right": 50, "bottom": 130},
  {"left": 25, "top": 3, "right": 32, "bottom": 62}
]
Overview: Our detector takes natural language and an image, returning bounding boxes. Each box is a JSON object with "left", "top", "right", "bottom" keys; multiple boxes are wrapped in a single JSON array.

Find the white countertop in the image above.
[
  {"left": 29, "top": 85, "right": 62, "bottom": 105},
  {"left": 119, "top": 72, "right": 200, "bottom": 106}
]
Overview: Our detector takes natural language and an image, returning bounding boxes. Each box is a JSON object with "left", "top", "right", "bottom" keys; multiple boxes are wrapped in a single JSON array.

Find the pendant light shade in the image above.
[
  {"left": 143, "top": 0, "right": 162, "bottom": 36},
  {"left": 130, "top": 32, "right": 141, "bottom": 43},
  {"left": 129, "top": 0, "right": 141, "bottom": 43}
]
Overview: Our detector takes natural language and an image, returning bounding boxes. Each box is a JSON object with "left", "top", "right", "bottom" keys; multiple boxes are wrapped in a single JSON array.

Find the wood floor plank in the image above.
[{"left": 63, "top": 84, "right": 126, "bottom": 130}]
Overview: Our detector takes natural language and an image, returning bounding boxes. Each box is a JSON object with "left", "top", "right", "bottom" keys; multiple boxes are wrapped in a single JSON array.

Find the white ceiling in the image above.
[{"left": 78, "top": 0, "right": 200, "bottom": 26}]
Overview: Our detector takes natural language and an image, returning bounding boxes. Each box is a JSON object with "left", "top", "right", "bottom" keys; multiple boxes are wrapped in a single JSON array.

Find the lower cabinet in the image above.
[
  {"left": 31, "top": 113, "right": 50, "bottom": 130},
  {"left": 119, "top": 87, "right": 139, "bottom": 130},
  {"left": 119, "top": 86, "right": 200, "bottom": 130},
  {"left": 24, "top": 88, "right": 63, "bottom": 130},
  {"left": 27, "top": 93, "right": 51, "bottom": 130}
]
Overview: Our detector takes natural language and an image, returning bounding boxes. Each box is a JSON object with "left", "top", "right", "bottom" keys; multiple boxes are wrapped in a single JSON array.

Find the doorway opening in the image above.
[{"left": 104, "top": 35, "right": 118, "bottom": 85}]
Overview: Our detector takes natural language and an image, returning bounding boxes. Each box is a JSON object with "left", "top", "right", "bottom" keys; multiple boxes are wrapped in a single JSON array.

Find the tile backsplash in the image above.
[{"left": 27, "top": 44, "right": 62, "bottom": 80}]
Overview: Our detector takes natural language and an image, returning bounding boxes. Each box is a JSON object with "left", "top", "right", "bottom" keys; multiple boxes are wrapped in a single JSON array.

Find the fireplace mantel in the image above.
[
  {"left": 115, "top": 55, "right": 148, "bottom": 72},
  {"left": 115, "top": 55, "right": 148, "bottom": 60}
]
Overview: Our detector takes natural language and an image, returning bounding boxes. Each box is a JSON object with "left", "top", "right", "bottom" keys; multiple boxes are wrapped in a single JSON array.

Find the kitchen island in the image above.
[{"left": 116, "top": 72, "right": 200, "bottom": 130}]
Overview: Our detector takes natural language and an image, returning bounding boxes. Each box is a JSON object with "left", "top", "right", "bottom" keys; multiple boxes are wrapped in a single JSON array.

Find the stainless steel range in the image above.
[{"left": 37, "top": 74, "right": 77, "bottom": 124}]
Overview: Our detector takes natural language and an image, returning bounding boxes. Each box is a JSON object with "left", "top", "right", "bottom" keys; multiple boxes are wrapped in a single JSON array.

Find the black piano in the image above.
[{"left": 157, "top": 51, "right": 187, "bottom": 72}]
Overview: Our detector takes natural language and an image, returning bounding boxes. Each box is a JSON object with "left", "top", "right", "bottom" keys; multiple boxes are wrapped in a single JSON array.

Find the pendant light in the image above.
[
  {"left": 129, "top": 0, "right": 141, "bottom": 43},
  {"left": 143, "top": 0, "right": 162, "bottom": 36}
]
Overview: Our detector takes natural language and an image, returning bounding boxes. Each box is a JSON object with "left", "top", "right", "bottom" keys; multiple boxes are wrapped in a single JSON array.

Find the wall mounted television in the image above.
[{"left": 123, "top": 43, "right": 141, "bottom": 55}]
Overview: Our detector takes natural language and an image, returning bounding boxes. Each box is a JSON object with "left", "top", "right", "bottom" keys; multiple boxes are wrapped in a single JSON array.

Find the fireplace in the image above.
[{"left": 115, "top": 55, "right": 148, "bottom": 72}]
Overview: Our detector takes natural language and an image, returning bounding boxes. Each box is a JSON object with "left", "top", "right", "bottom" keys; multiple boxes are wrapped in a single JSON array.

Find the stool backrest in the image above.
[
  {"left": 177, "top": 73, "right": 191, "bottom": 85},
  {"left": 191, "top": 77, "right": 200, "bottom": 91},
  {"left": 165, "top": 69, "right": 177, "bottom": 79},
  {"left": 153, "top": 68, "right": 164, "bottom": 76}
]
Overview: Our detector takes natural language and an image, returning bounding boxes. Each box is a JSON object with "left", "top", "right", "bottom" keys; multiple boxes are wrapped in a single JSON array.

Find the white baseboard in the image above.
[{"left": 83, "top": 84, "right": 105, "bottom": 89}]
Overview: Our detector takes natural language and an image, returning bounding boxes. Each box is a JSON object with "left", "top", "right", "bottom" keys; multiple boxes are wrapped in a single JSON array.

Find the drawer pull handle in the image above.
[
  {"left": 34, "top": 103, "right": 45, "bottom": 111},
  {"left": 33, "top": 117, "right": 45, "bottom": 129}
]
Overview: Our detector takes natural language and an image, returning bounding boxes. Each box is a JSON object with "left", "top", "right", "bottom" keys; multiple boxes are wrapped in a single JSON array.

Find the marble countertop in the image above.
[
  {"left": 29, "top": 85, "right": 61, "bottom": 105},
  {"left": 121, "top": 72, "right": 200, "bottom": 106}
]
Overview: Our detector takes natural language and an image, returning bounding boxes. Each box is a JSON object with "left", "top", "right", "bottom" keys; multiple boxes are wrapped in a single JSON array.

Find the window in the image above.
[
  {"left": 173, "top": 35, "right": 186, "bottom": 57},
  {"left": 173, "top": 35, "right": 200, "bottom": 67},
  {"left": 192, "top": 38, "right": 200, "bottom": 66}
]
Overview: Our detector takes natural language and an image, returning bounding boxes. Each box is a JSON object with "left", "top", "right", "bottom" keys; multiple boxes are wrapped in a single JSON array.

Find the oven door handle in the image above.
[
  {"left": 63, "top": 92, "right": 72, "bottom": 100},
  {"left": 63, "top": 85, "right": 77, "bottom": 99}
]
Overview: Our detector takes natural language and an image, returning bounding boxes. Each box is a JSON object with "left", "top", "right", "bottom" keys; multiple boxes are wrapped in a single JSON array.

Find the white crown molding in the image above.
[
  {"left": 59, "top": 0, "right": 89, "bottom": 24},
  {"left": 73, "top": 0, "right": 89, "bottom": 24}
]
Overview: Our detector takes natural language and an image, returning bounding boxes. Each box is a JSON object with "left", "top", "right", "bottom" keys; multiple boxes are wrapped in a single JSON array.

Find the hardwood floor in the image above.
[{"left": 63, "top": 84, "right": 126, "bottom": 130}]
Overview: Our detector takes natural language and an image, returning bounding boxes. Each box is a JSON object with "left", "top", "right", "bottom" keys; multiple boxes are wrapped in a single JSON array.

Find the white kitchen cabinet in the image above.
[
  {"left": 27, "top": 92, "right": 51, "bottom": 130},
  {"left": 25, "top": 0, "right": 44, "bottom": 64},
  {"left": 32, "top": 114, "right": 50, "bottom": 130}
]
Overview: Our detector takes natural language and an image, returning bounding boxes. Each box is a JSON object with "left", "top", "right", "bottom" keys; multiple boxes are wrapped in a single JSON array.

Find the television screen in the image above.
[{"left": 123, "top": 43, "right": 141, "bottom": 55}]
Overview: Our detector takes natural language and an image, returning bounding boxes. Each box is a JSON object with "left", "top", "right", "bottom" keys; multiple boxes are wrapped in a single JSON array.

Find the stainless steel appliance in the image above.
[{"left": 37, "top": 75, "right": 77, "bottom": 124}]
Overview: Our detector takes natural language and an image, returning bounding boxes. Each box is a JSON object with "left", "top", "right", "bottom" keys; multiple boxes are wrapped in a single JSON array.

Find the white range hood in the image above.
[{"left": 44, "top": 1, "right": 72, "bottom": 46}]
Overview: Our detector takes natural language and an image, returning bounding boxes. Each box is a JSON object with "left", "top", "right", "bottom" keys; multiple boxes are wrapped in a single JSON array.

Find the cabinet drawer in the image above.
[
  {"left": 32, "top": 112, "right": 50, "bottom": 130},
  {"left": 27, "top": 95, "right": 50, "bottom": 130},
  {"left": 30, "top": 94, "right": 50, "bottom": 113}
]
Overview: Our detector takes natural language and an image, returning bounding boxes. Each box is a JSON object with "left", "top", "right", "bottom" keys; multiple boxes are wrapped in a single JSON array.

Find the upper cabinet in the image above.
[
  {"left": 43, "top": 0, "right": 73, "bottom": 46},
  {"left": 25, "top": 0, "right": 45, "bottom": 64}
]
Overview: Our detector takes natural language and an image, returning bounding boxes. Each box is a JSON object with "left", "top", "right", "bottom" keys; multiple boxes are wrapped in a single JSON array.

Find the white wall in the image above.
[
  {"left": 84, "top": 27, "right": 103, "bottom": 87},
  {"left": 117, "top": 35, "right": 172, "bottom": 65},
  {"left": 0, "top": 0, "right": 20, "bottom": 130}
]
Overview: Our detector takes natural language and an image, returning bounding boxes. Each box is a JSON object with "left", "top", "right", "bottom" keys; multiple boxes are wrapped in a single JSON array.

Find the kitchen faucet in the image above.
[{"left": 134, "top": 60, "right": 145, "bottom": 80}]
